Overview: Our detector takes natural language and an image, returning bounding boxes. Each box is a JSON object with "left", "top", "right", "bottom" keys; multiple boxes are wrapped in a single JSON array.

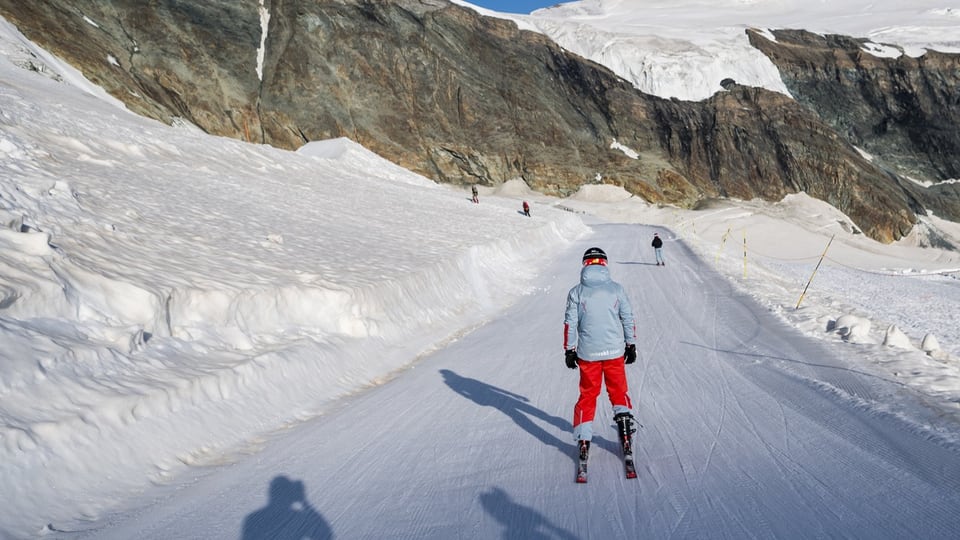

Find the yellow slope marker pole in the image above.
[
  {"left": 796, "top": 235, "right": 835, "bottom": 310},
  {"left": 715, "top": 226, "right": 731, "bottom": 265}
]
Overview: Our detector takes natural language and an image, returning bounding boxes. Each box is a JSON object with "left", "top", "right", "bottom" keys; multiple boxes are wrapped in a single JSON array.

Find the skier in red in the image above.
[
  {"left": 522, "top": 201, "right": 530, "bottom": 217},
  {"left": 563, "top": 247, "right": 637, "bottom": 480}
]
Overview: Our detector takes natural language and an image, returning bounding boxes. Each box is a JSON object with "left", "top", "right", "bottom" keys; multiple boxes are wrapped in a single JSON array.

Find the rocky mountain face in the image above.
[
  {"left": 748, "top": 29, "right": 960, "bottom": 229},
  {"left": 1, "top": 0, "right": 954, "bottom": 243}
]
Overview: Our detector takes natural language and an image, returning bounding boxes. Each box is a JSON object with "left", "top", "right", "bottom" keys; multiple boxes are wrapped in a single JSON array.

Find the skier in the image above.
[
  {"left": 652, "top": 232, "right": 665, "bottom": 266},
  {"left": 563, "top": 247, "right": 638, "bottom": 481},
  {"left": 471, "top": 185, "right": 479, "bottom": 204},
  {"left": 522, "top": 201, "right": 530, "bottom": 217}
]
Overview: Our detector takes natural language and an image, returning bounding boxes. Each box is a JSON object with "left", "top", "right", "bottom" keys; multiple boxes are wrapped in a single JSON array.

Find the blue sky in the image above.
[{"left": 467, "top": 0, "right": 563, "bottom": 14}]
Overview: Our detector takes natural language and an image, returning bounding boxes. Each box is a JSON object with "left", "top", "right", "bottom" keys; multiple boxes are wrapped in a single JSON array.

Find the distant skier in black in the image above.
[
  {"left": 471, "top": 185, "right": 479, "bottom": 204},
  {"left": 652, "top": 232, "right": 665, "bottom": 266}
]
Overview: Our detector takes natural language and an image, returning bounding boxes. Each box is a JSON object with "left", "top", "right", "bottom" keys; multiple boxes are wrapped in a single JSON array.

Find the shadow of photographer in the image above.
[
  {"left": 241, "top": 475, "right": 332, "bottom": 540},
  {"left": 480, "top": 487, "right": 580, "bottom": 540}
]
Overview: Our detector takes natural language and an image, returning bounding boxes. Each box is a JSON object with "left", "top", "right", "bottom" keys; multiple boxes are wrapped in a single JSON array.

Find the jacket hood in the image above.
[{"left": 580, "top": 264, "right": 611, "bottom": 286}]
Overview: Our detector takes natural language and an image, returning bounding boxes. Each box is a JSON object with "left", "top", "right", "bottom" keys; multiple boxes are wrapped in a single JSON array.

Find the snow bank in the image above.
[{"left": 0, "top": 28, "right": 589, "bottom": 533}]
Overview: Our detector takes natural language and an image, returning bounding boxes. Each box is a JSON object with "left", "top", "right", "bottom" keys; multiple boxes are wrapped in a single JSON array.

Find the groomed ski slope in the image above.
[{"left": 83, "top": 222, "right": 960, "bottom": 540}]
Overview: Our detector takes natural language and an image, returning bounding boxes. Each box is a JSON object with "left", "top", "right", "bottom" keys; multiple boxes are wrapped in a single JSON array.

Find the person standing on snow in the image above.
[
  {"left": 652, "top": 232, "right": 665, "bottom": 266},
  {"left": 563, "top": 247, "right": 637, "bottom": 465},
  {"left": 522, "top": 201, "right": 530, "bottom": 217},
  {"left": 471, "top": 185, "right": 479, "bottom": 204}
]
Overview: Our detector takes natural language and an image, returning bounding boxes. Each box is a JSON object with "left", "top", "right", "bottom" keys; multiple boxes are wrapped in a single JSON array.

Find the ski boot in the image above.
[
  {"left": 576, "top": 440, "right": 590, "bottom": 483},
  {"left": 614, "top": 412, "right": 636, "bottom": 455},
  {"left": 615, "top": 413, "right": 638, "bottom": 479},
  {"left": 578, "top": 440, "right": 591, "bottom": 461}
]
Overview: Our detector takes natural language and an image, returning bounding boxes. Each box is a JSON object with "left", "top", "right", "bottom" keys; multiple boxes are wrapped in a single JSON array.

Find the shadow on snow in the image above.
[
  {"left": 439, "top": 369, "right": 576, "bottom": 460},
  {"left": 479, "top": 487, "right": 580, "bottom": 540},
  {"left": 241, "top": 476, "right": 332, "bottom": 540}
]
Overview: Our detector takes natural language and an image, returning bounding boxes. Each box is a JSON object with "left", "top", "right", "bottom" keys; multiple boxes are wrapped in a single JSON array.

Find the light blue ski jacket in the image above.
[{"left": 563, "top": 264, "right": 636, "bottom": 361}]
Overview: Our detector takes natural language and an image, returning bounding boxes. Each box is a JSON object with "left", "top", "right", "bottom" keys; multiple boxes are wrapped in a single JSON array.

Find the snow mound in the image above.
[
  {"left": 297, "top": 138, "right": 436, "bottom": 187},
  {"left": 492, "top": 178, "right": 536, "bottom": 197},
  {"left": 568, "top": 184, "right": 636, "bottom": 203},
  {"left": 832, "top": 314, "right": 872, "bottom": 343},
  {"left": 883, "top": 324, "right": 914, "bottom": 349},
  {"left": 922, "top": 333, "right": 941, "bottom": 353}
]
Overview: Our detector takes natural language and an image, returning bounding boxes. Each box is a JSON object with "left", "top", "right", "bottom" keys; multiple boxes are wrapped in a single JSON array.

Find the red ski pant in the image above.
[{"left": 573, "top": 358, "right": 632, "bottom": 430}]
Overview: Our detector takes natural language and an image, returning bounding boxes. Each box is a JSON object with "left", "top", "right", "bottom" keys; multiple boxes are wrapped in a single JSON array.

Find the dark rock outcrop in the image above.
[
  {"left": 0, "top": 0, "right": 938, "bottom": 242},
  {"left": 651, "top": 84, "right": 919, "bottom": 241},
  {"left": 749, "top": 28, "right": 960, "bottom": 224}
]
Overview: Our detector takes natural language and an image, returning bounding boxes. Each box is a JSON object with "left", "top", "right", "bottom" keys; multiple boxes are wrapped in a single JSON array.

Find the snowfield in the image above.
[
  {"left": 2, "top": 2, "right": 960, "bottom": 538},
  {"left": 460, "top": 0, "right": 960, "bottom": 100}
]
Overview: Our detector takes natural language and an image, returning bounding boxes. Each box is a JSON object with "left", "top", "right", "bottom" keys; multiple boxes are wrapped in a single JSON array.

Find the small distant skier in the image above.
[
  {"left": 472, "top": 185, "right": 479, "bottom": 204},
  {"left": 522, "top": 201, "right": 530, "bottom": 217},
  {"left": 652, "top": 232, "right": 665, "bottom": 266},
  {"left": 563, "top": 247, "right": 637, "bottom": 481}
]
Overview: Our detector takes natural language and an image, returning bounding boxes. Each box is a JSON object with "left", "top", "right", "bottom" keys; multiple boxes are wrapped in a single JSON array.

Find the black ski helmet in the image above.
[{"left": 582, "top": 247, "right": 607, "bottom": 265}]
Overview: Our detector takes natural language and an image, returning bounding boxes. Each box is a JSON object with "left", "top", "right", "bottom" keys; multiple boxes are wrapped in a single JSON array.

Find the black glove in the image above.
[
  {"left": 565, "top": 349, "right": 579, "bottom": 369},
  {"left": 624, "top": 344, "right": 637, "bottom": 365}
]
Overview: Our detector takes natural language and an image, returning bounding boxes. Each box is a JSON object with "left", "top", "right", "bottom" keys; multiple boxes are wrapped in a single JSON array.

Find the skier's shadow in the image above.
[
  {"left": 241, "top": 475, "right": 332, "bottom": 540},
  {"left": 440, "top": 369, "right": 574, "bottom": 460},
  {"left": 480, "top": 487, "right": 580, "bottom": 540}
]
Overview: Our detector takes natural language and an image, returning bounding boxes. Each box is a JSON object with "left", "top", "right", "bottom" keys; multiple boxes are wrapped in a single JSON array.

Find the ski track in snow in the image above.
[{"left": 76, "top": 223, "right": 960, "bottom": 539}]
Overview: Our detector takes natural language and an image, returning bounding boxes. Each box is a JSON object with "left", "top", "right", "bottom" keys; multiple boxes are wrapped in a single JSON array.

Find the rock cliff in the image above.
[
  {"left": 748, "top": 29, "right": 960, "bottom": 225},
  {"left": 1, "top": 0, "right": 950, "bottom": 243}
]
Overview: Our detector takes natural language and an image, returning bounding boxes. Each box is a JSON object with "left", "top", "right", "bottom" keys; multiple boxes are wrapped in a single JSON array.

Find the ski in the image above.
[
  {"left": 576, "top": 460, "right": 588, "bottom": 483},
  {"left": 576, "top": 440, "right": 590, "bottom": 483},
  {"left": 624, "top": 453, "right": 637, "bottom": 479}
]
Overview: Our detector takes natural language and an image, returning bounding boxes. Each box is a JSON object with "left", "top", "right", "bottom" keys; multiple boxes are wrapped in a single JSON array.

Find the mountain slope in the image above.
[
  {"left": 527, "top": 0, "right": 960, "bottom": 231},
  {"left": 0, "top": 0, "right": 941, "bottom": 242}
]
